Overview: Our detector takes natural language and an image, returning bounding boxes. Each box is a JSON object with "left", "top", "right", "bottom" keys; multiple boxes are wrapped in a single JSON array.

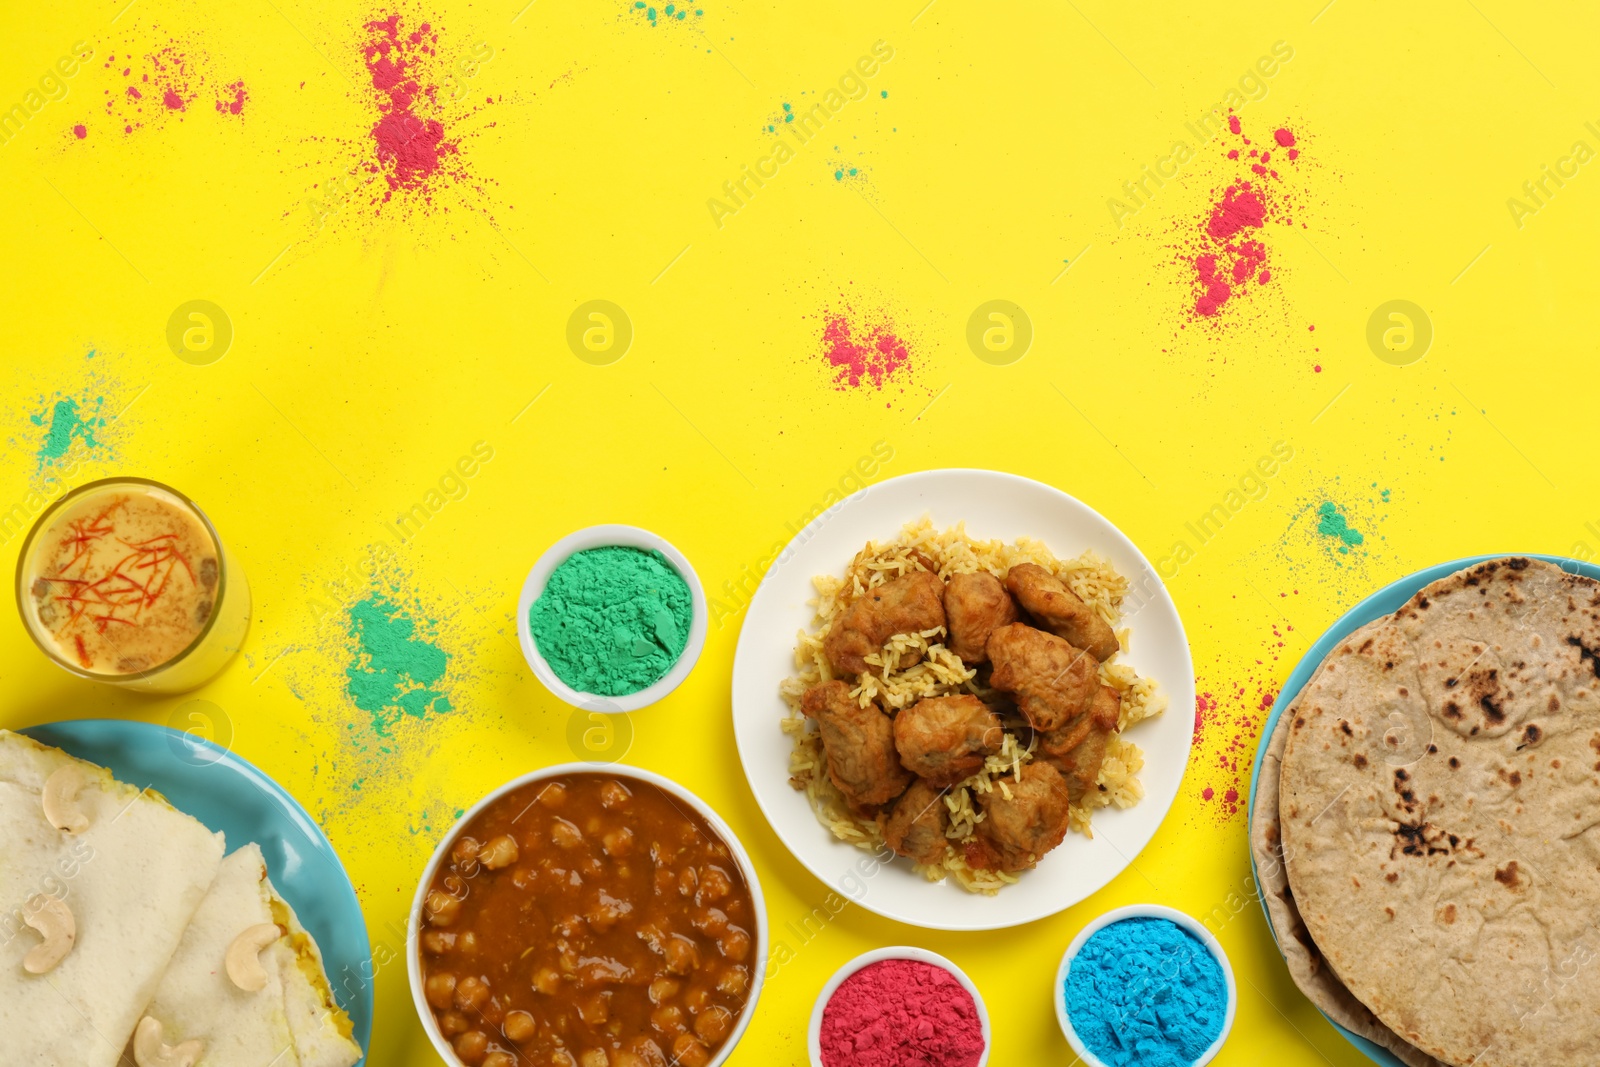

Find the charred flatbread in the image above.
[
  {"left": 1281, "top": 558, "right": 1600, "bottom": 1067},
  {"left": 1250, "top": 621, "right": 1446, "bottom": 1067}
]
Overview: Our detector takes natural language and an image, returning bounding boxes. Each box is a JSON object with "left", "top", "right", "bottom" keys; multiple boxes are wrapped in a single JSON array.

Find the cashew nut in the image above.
[
  {"left": 41, "top": 765, "right": 89, "bottom": 834},
  {"left": 133, "top": 1016, "right": 204, "bottom": 1067},
  {"left": 21, "top": 895, "right": 74, "bottom": 975},
  {"left": 225, "top": 922, "right": 283, "bottom": 992}
]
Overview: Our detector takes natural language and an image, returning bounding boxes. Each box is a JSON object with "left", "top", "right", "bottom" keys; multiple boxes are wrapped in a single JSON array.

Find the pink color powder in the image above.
[
  {"left": 162, "top": 88, "right": 185, "bottom": 110},
  {"left": 1182, "top": 114, "right": 1306, "bottom": 322},
  {"left": 362, "top": 14, "right": 457, "bottom": 196},
  {"left": 215, "top": 80, "right": 248, "bottom": 115},
  {"left": 1191, "top": 614, "right": 1296, "bottom": 822},
  {"left": 819, "top": 959, "right": 985, "bottom": 1067},
  {"left": 821, "top": 312, "right": 913, "bottom": 390},
  {"left": 72, "top": 124, "right": 86, "bottom": 139}
]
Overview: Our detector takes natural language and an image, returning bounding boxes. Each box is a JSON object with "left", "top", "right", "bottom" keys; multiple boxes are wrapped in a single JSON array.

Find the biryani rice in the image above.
[{"left": 781, "top": 518, "right": 1166, "bottom": 895}]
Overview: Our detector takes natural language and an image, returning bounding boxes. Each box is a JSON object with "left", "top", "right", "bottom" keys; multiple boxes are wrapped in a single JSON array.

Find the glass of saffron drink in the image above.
[{"left": 15, "top": 477, "right": 251, "bottom": 693}]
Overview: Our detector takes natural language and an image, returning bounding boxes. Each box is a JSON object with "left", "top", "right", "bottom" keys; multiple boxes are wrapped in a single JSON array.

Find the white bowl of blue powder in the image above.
[{"left": 1055, "top": 904, "right": 1236, "bottom": 1067}]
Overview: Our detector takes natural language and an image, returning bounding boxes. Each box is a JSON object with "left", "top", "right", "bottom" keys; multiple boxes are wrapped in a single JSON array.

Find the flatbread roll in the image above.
[
  {"left": 0, "top": 730, "right": 223, "bottom": 1067},
  {"left": 127, "top": 843, "right": 303, "bottom": 1067}
]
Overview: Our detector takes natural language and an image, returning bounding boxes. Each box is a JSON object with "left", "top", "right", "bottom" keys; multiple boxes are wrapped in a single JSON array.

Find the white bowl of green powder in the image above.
[{"left": 518, "top": 524, "right": 706, "bottom": 713}]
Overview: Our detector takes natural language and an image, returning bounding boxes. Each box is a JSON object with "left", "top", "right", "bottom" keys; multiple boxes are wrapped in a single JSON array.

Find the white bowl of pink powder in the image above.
[{"left": 808, "top": 947, "right": 990, "bottom": 1067}]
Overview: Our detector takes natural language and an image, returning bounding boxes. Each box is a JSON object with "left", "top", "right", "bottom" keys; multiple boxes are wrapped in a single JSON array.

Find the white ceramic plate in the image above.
[{"left": 730, "top": 468, "right": 1195, "bottom": 930}]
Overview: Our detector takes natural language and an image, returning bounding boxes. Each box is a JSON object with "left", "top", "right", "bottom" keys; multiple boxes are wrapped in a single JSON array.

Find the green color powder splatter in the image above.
[
  {"left": 529, "top": 546, "right": 693, "bottom": 696},
  {"left": 1316, "top": 501, "right": 1364, "bottom": 554},
  {"left": 344, "top": 593, "right": 452, "bottom": 735},
  {"left": 30, "top": 395, "right": 106, "bottom": 471}
]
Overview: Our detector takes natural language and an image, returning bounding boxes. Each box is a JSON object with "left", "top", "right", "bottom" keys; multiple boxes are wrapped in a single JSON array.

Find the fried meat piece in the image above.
[
  {"left": 985, "top": 623, "right": 1097, "bottom": 732},
  {"left": 943, "top": 572, "right": 1018, "bottom": 665},
  {"left": 977, "top": 761, "right": 1072, "bottom": 872},
  {"left": 892, "top": 695, "right": 1003, "bottom": 787},
  {"left": 1040, "top": 684, "right": 1120, "bottom": 803},
  {"left": 1004, "top": 563, "right": 1120, "bottom": 661},
  {"left": 800, "top": 680, "right": 911, "bottom": 809},
  {"left": 883, "top": 779, "right": 951, "bottom": 866},
  {"left": 823, "top": 569, "right": 947, "bottom": 676}
]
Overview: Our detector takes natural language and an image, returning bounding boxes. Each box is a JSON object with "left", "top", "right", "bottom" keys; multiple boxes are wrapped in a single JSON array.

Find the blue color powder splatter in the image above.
[{"left": 1065, "top": 918, "right": 1227, "bottom": 1067}]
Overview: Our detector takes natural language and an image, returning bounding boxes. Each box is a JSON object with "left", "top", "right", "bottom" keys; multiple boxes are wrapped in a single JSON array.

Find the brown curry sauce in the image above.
[{"left": 419, "top": 773, "right": 757, "bottom": 1067}]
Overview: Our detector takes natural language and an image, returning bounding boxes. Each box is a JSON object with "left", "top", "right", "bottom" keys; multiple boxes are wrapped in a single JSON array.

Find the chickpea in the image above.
[
  {"left": 696, "top": 866, "right": 732, "bottom": 904},
  {"left": 600, "top": 780, "right": 632, "bottom": 809},
  {"left": 690, "top": 908, "right": 727, "bottom": 937},
  {"left": 648, "top": 977, "right": 680, "bottom": 1005},
  {"left": 671, "top": 1034, "right": 711, "bottom": 1067},
  {"left": 580, "top": 1050, "right": 610, "bottom": 1067},
  {"left": 579, "top": 993, "right": 610, "bottom": 1026},
  {"left": 602, "top": 827, "right": 634, "bottom": 858},
  {"left": 459, "top": 931, "right": 480, "bottom": 954},
  {"left": 426, "top": 890, "right": 463, "bottom": 927},
  {"left": 613, "top": 1054, "right": 646, "bottom": 1067},
  {"left": 586, "top": 815, "right": 603, "bottom": 834},
  {"left": 422, "top": 930, "right": 456, "bottom": 955},
  {"left": 480, "top": 835, "right": 520, "bottom": 870},
  {"left": 683, "top": 985, "right": 711, "bottom": 1015},
  {"left": 455, "top": 975, "right": 491, "bottom": 1011},
  {"left": 651, "top": 1004, "right": 686, "bottom": 1036},
  {"left": 664, "top": 936, "right": 700, "bottom": 975},
  {"left": 502, "top": 1009, "right": 537, "bottom": 1043},
  {"left": 483, "top": 1054, "right": 516, "bottom": 1067},
  {"left": 452, "top": 836, "right": 482, "bottom": 867},
  {"left": 439, "top": 1011, "right": 470, "bottom": 1037},
  {"left": 551, "top": 819, "right": 584, "bottom": 849},
  {"left": 454, "top": 1030, "right": 490, "bottom": 1065},
  {"left": 552, "top": 1052, "right": 577, "bottom": 1067},
  {"left": 425, "top": 973, "right": 457, "bottom": 1010},
  {"left": 538, "top": 782, "right": 567, "bottom": 808},
  {"left": 677, "top": 868, "right": 698, "bottom": 897},
  {"left": 695, "top": 1006, "right": 734, "bottom": 1045},
  {"left": 512, "top": 866, "right": 535, "bottom": 890},
  {"left": 716, "top": 966, "right": 749, "bottom": 996},
  {"left": 624, "top": 1037, "right": 667, "bottom": 1067},
  {"left": 555, "top": 915, "right": 586, "bottom": 939},
  {"left": 534, "top": 967, "right": 563, "bottom": 995},
  {"left": 718, "top": 928, "right": 750, "bottom": 962},
  {"left": 653, "top": 868, "right": 675, "bottom": 897}
]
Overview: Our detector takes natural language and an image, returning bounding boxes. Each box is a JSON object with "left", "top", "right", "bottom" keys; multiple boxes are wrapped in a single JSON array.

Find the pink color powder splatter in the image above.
[
  {"left": 1191, "top": 610, "right": 1298, "bottom": 823},
  {"left": 72, "top": 124, "right": 87, "bottom": 139},
  {"left": 77, "top": 43, "right": 243, "bottom": 138},
  {"left": 1181, "top": 116, "right": 1305, "bottom": 322},
  {"left": 215, "top": 80, "right": 248, "bottom": 116},
  {"left": 819, "top": 312, "right": 914, "bottom": 390},
  {"left": 361, "top": 14, "right": 458, "bottom": 197}
]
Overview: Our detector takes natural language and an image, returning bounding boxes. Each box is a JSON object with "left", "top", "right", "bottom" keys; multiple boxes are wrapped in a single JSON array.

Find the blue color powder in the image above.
[{"left": 1065, "top": 918, "right": 1227, "bottom": 1067}]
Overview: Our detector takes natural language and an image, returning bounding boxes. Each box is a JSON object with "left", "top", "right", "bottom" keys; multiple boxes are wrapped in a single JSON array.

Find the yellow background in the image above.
[{"left": 2, "top": 0, "right": 1595, "bottom": 1063}]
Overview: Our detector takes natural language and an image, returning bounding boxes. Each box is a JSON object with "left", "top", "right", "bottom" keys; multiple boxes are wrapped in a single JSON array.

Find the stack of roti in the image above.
[
  {"left": 0, "top": 730, "right": 364, "bottom": 1067},
  {"left": 1251, "top": 557, "right": 1600, "bottom": 1067}
]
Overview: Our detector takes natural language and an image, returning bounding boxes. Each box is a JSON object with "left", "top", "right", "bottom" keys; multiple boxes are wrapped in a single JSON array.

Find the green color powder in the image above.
[
  {"left": 1316, "top": 501, "right": 1364, "bottom": 554},
  {"left": 30, "top": 395, "right": 106, "bottom": 471},
  {"left": 345, "top": 593, "right": 452, "bottom": 735},
  {"left": 529, "top": 546, "right": 693, "bottom": 696}
]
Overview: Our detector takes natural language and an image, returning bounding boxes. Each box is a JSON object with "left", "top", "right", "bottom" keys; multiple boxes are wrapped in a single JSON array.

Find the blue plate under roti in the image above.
[
  {"left": 1246, "top": 553, "right": 1600, "bottom": 1066},
  {"left": 19, "top": 718, "right": 372, "bottom": 1065}
]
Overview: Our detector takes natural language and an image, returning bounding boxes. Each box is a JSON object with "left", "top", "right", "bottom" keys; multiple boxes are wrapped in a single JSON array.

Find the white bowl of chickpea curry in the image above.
[{"left": 408, "top": 764, "right": 767, "bottom": 1067}]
